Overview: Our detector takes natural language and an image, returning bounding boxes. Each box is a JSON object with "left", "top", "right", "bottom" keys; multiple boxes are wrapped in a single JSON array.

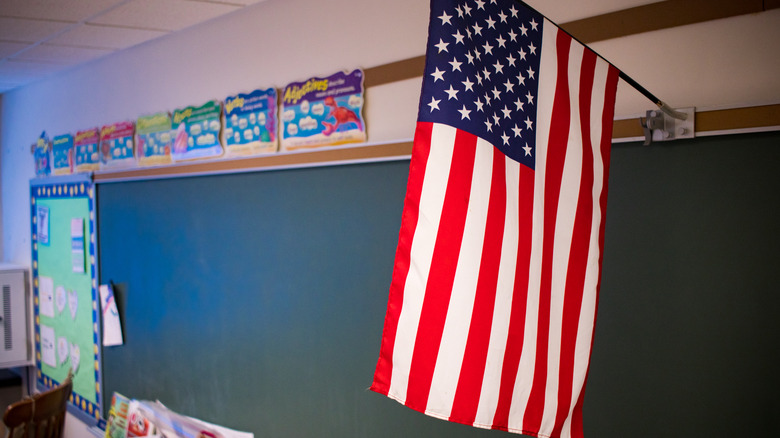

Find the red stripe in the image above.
[
  {"left": 449, "top": 146, "right": 507, "bottom": 424},
  {"left": 522, "top": 30, "right": 573, "bottom": 433},
  {"left": 371, "top": 121, "right": 434, "bottom": 395},
  {"left": 405, "top": 128, "right": 478, "bottom": 411},
  {"left": 551, "top": 49, "right": 598, "bottom": 437},
  {"left": 569, "top": 65, "right": 619, "bottom": 438},
  {"left": 491, "top": 161, "right": 534, "bottom": 430}
]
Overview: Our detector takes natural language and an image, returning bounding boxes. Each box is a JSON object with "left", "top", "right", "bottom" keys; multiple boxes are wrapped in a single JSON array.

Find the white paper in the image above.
[
  {"left": 68, "top": 289, "right": 78, "bottom": 320},
  {"left": 37, "top": 205, "right": 50, "bottom": 245},
  {"left": 55, "top": 285, "right": 67, "bottom": 314},
  {"left": 71, "top": 217, "right": 85, "bottom": 273},
  {"left": 99, "top": 284, "right": 124, "bottom": 346},
  {"left": 40, "top": 325, "right": 57, "bottom": 368},
  {"left": 70, "top": 342, "right": 80, "bottom": 373},
  {"left": 57, "top": 336, "right": 69, "bottom": 365},
  {"left": 40, "top": 277, "right": 55, "bottom": 317}
]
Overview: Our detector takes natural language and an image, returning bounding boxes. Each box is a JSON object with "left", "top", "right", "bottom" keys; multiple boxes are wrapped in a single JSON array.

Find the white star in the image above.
[
  {"left": 518, "top": 48, "right": 527, "bottom": 60},
  {"left": 465, "top": 51, "right": 475, "bottom": 64},
  {"left": 493, "top": 60, "right": 504, "bottom": 74},
  {"left": 512, "top": 124, "right": 523, "bottom": 137},
  {"left": 482, "top": 67, "right": 492, "bottom": 81},
  {"left": 526, "top": 91, "right": 535, "bottom": 105},
  {"left": 486, "top": 16, "right": 496, "bottom": 29},
  {"left": 519, "top": 23, "right": 528, "bottom": 36},
  {"left": 527, "top": 67, "right": 536, "bottom": 80},
  {"left": 474, "top": 98, "right": 485, "bottom": 112},
  {"left": 434, "top": 38, "right": 449, "bottom": 53},
  {"left": 482, "top": 41, "right": 494, "bottom": 55},
  {"left": 485, "top": 119, "right": 493, "bottom": 132},
  {"left": 476, "top": 72, "right": 483, "bottom": 85},
  {"left": 529, "top": 43, "right": 537, "bottom": 55},
  {"left": 492, "top": 112, "right": 501, "bottom": 126},
  {"left": 462, "top": 77, "right": 475, "bottom": 92},
  {"left": 449, "top": 57, "right": 463, "bottom": 72},
  {"left": 515, "top": 97, "right": 525, "bottom": 111},
  {"left": 530, "top": 18, "right": 539, "bottom": 31},
  {"left": 496, "top": 34, "right": 507, "bottom": 48},
  {"left": 475, "top": 0, "right": 485, "bottom": 10},
  {"left": 431, "top": 67, "right": 445, "bottom": 82},
  {"left": 484, "top": 92, "right": 492, "bottom": 106},
  {"left": 427, "top": 97, "right": 441, "bottom": 112},
  {"left": 463, "top": 4, "right": 472, "bottom": 15},
  {"left": 501, "top": 132, "right": 510, "bottom": 145},
  {"left": 458, "top": 105, "right": 472, "bottom": 120},
  {"left": 439, "top": 11, "right": 452, "bottom": 25},
  {"left": 453, "top": 30, "right": 466, "bottom": 45},
  {"left": 506, "top": 53, "right": 517, "bottom": 67},
  {"left": 523, "top": 143, "right": 533, "bottom": 156},
  {"left": 517, "top": 73, "right": 525, "bottom": 86},
  {"left": 498, "top": 11, "right": 508, "bottom": 23},
  {"left": 524, "top": 116, "right": 534, "bottom": 130},
  {"left": 455, "top": 5, "right": 464, "bottom": 18},
  {"left": 508, "top": 29, "right": 518, "bottom": 42},
  {"left": 501, "top": 105, "right": 512, "bottom": 119},
  {"left": 445, "top": 85, "right": 459, "bottom": 100},
  {"left": 509, "top": 5, "right": 519, "bottom": 17},
  {"left": 472, "top": 23, "right": 483, "bottom": 36},
  {"left": 491, "top": 86, "right": 501, "bottom": 100},
  {"left": 504, "top": 79, "right": 515, "bottom": 93}
]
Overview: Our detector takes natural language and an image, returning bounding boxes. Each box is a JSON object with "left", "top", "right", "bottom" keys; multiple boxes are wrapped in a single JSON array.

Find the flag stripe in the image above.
[
  {"left": 387, "top": 122, "right": 456, "bottom": 403},
  {"left": 428, "top": 136, "right": 495, "bottom": 417},
  {"left": 449, "top": 144, "right": 507, "bottom": 424},
  {"left": 405, "top": 128, "right": 478, "bottom": 411},
  {"left": 372, "top": 121, "right": 434, "bottom": 395},
  {"left": 522, "top": 27, "right": 573, "bottom": 434}
]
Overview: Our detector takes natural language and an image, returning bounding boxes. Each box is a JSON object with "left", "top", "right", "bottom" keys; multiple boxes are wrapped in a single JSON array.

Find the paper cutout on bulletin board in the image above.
[
  {"left": 171, "top": 100, "right": 223, "bottom": 161},
  {"left": 31, "top": 174, "right": 102, "bottom": 424},
  {"left": 280, "top": 69, "right": 366, "bottom": 151},
  {"left": 223, "top": 88, "right": 277, "bottom": 156},
  {"left": 52, "top": 134, "right": 74, "bottom": 176},
  {"left": 100, "top": 121, "right": 136, "bottom": 169},
  {"left": 74, "top": 128, "right": 101, "bottom": 173},
  {"left": 136, "top": 112, "right": 174, "bottom": 166}
]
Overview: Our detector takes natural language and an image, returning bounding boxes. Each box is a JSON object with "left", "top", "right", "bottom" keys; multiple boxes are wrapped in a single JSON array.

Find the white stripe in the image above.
[
  {"left": 389, "top": 123, "right": 456, "bottom": 402},
  {"left": 506, "top": 20, "right": 558, "bottom": 432},
  {"left": 540, "top": 40, "right": 586, "bottom": 436},
  {"left": 427, "top": 137, "right": 494, "bottom": 416},
  {"left": 472, "top": 154, "right": 519, "bottom": 428},
  {"left": 560, "top": 58, "right": 611, "bottom": 438}
]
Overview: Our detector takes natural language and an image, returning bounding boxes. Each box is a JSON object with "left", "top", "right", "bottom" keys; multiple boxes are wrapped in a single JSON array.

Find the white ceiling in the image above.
[{"left": 0, "top": 0, "right": 267, "bottom": 94}]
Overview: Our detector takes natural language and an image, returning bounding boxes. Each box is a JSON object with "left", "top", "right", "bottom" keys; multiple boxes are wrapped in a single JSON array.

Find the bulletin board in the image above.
[{"left": 30, "top": 174, "right": 102, "bottom": 424}]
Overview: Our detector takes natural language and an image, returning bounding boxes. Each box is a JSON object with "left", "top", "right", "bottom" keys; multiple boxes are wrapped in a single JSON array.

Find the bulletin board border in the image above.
[{"left": 30, "top": 173, "right": 102, "bottom": 425}]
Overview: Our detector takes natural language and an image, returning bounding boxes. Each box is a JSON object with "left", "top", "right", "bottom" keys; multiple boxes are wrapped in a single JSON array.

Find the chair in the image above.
[{"left": 2, "top": 372, "right": 73, "bottom": 438}]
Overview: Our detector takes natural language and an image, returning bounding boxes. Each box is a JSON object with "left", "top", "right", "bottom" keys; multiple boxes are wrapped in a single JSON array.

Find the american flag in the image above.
[{"left": 371, "top": 1, "right": 619, "bottom": 437}]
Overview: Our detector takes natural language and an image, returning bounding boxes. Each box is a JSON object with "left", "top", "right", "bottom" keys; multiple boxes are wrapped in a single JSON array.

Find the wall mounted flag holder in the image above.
[{"left": 640, "top": 107, "right": 695, "bottom": 145}]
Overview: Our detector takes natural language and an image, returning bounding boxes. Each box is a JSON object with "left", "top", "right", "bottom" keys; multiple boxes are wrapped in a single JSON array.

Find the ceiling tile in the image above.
[
  {"left": 0, "top": 17, "right": 72, "bottom": 43},
  {"left": 0, "top": 41, "right": 30, "bottom": 59},
  {"left": 11, "top": 44, "right": 114, "bottom": 65},
  {"left": 90, "top": 0, "right": 242, "bottom": 32},
  {"left": 0, "top": 0, "right": 126, "bottom": 23},
  {"left": 49, "top": 24, "right": 169, "bottom": 50}
]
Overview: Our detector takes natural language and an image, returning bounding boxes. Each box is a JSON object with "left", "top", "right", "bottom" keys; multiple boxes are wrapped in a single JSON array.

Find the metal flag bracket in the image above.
[{"left": 640, "top": 106, "right": 695, "bottom": 146}]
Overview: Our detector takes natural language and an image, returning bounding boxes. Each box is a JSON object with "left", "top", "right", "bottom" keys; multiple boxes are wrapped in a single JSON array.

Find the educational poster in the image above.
[
  {"left": 171, "top": 100, "right": 224, "bottom": 161},
  {"left": 136, "top": 112, "right": 174, "bottom": 166},
  {"left": 223, "top": 88, "right": 278, "bottom": 156},
  {"left": 280, "top": 69, "right": 366, "bottom": 151},
  {"left": 34, "top": 132, "right": 52, "bottom": 177},
  {"left": 100, "top": 121, "right": 136, "bottom": 169},
  {"left": 52, "top": 134, "right": 74, "bottom": 175},
  {"left": 31, "top": 174, "right": 101, "bottom": 423},
  {"left": 74, "top": 128, "right": 101, "bottom": 173}
]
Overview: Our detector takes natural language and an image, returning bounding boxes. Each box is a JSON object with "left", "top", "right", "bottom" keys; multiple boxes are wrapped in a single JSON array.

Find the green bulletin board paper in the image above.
[{"left": 31, "top": 175, "right": 101, "bottom": 422}]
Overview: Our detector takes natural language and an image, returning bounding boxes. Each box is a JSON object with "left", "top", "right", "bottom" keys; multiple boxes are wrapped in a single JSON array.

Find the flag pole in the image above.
[{"left": 523, "top": 0, "right": 689, "bottom": 120}]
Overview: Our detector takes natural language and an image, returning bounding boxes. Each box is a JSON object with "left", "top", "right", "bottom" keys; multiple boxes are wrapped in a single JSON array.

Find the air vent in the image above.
[{"left": 3, "top": 285, "right": 11, "bottom": 350}]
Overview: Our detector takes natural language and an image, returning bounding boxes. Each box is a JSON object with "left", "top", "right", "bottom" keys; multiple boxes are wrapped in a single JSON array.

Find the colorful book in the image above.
[{"left": 280, "top": 69, "right": 366, "bottom": 150}]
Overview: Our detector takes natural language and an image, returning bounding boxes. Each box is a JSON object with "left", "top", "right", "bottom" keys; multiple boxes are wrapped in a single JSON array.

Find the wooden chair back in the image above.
[{"left": 2, "top": 372, "right": 73, "bottom": 438}]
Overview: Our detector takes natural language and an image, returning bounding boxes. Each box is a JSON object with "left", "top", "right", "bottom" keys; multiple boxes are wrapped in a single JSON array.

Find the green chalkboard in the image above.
[{"left": 97, "top": 131, "right": 780, "bottom": 437}]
